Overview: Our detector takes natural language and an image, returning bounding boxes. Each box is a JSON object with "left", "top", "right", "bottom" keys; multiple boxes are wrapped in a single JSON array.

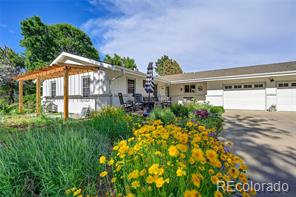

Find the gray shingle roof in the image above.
[{"left": 159, "top": 61, "right": 296, "bottom": 82}]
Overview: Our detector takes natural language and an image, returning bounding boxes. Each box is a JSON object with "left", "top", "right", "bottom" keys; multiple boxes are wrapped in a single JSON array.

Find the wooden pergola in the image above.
[{"left": 14, "top": 63, "right": 99, "bottom": 120}]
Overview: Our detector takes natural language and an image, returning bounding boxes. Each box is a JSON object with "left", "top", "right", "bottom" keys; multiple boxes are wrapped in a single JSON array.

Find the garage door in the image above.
[
  {"left": 277, "top": 82, "right": 296, "bottom": 111},
  {"left": 223, "top": 83, "right": 266, "bottom": 110}
]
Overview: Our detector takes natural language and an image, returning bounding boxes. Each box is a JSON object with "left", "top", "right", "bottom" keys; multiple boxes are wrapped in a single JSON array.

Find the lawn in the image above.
[{"left": 0, "top": 104, "right": 254, "bottom": 197}]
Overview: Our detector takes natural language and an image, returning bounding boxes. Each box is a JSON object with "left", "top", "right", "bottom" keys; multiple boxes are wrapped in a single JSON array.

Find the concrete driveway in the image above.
[{"left": 223, "top": 110, "right": 296, "bottom": 197}]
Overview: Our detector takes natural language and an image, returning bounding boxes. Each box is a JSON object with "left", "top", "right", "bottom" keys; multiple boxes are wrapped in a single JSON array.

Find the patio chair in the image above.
[
  {"left": 134, "top": 93, "right": 144, "bottom": 111},
  {"left": 118, "top": 93, "right": 134, "bottom": 112}
]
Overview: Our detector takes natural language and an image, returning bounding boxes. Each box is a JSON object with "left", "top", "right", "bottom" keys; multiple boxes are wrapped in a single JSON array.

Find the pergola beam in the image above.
[
  {"left": 19, "top": 80, "right": 23, "bottom": 113},
  {"left": 36, "top": 77, "right": 41, "bottom": 116}
]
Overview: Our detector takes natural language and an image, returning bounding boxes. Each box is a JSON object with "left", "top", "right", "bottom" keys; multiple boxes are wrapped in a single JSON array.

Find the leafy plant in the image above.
[
  {"left": 171, "top": 104, "right": 190, "bottom": 117},
  {"left": 148, "top": 107, "right": 176, "bottom": 125}
]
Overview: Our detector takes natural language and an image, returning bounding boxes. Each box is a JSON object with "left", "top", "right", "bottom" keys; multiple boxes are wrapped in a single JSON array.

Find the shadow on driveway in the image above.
[{"left": 222, "top": 110, "right": 296, "bottom": 197}]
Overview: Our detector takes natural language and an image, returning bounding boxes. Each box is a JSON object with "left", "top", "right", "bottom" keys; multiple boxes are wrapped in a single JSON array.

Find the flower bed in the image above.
[{"left": 96, "top": 120, "right": 254, "bottom": 197}]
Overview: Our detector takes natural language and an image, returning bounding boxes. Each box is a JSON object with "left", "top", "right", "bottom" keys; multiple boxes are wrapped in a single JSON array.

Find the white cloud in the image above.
[{"left": 82, "top": 0, "right": 296, "bottom": 72}]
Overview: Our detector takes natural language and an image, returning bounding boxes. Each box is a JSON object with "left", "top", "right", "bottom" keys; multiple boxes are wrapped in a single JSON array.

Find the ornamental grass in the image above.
[{"left": 95, "top": 120, "right": 255, "bottom": 197}]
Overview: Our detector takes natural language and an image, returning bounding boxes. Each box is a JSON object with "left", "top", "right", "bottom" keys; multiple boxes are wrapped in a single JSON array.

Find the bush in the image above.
[
  {"left": 148, "top": 107, "right": 176, "bottom": 125},
  {"left": 209, "top": 106, "right": 225, "bottom": 115},
  {"left": 97, "top": 121, "right": 253, "bottom": 197},
  {"left": 171, "top": 104, "right": 190, "bottom": 117},
  {"left": 90, "top": 106, "right": 131, "bottom": 141}
]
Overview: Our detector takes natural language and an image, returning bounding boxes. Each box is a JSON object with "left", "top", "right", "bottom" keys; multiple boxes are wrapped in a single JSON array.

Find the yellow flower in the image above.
[
  {"left": 128, "top": 170, "right": 139, "bottom": 180},
  {"left": 140, "top": 169, "right": 146, "bottom": 176},
  {"left": 154, "top": 151, "right": 162, "bottom": 156},
  {"left": 206, "top": 149, "right": 217, "bottom": 161},
  {"left": 146, "top": 175, "right": 154, "bottom": 184},
  {"left": 111, "top": 177, "right": 116, "bottom": 183},
  {"left": 228, "top": 167, "right": 239, "bottom": 178},
  {"left": 168, "top": 145, "right": 179, "bottom": 157},
  {"left": 240, "top": 164, "right": 248, "bottom": 171},
  {"left": 176, "top": 144, "right": 188, "bottom": 152},
  {"left": 65, "top": 187, "right": 77, "bottom": 195},
  {"left": 208, "top": 169, "right": 214, "bottom": 175},
  {"left": 191, "top": 148, "right": 205, "bottom": 162},
  {"left": 191, "top": 173, "right": 200, "bottom": 188},
  {"left": 211, "top": 175, "right": 219, "bottom": 184},
  {"left": 198, "top": 125, "right": 206, "bottom": 132},
  {"left": 184, "top": 189, "right": 199, "bottom": 197},
  {"left": 186, "top": 121, "right": 193, "bottom": 127},
  {"left": 100, "top": 171, "right": 108, "bottom": 177},
  {"left": 73, "top": 189, "right": 81, "bottom": 196},
  {"left": 155, "top": 177, "right": 165, "bottom": 188},
  {"left": 131, "top": 181, "right": 140, "bottom": 189},
  {"left": 176, "top": 168, "right": 186, "bottom": 177},
  {"left": 99, "top": 156, "right": 106, "bottom": 164},
  {"left": 214, "top": 190, "right": 223, "bottom": 197},
  {"left": 108, "top": 159, "right": 114, "bottom": 166}
]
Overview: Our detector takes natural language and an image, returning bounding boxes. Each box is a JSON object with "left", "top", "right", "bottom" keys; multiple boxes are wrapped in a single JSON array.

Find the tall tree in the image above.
[
  {"left": 104, "top": 53, "right": 137, "bottom": 70},
  {"left": 0, "top": 46, "right": 25, "bottom": 104},
  {"left": 155, "top": 55, "right": 183, "bottom": 76},
  {"left": 20, "top": 16, "right": 99, "bottom": 70}
]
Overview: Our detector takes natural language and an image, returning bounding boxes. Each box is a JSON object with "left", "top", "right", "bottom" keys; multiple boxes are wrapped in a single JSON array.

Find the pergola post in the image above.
[
  {"left": 19, "top": 80, "right": 23, "bottom": 113},
  {"left": 64, "top": 67, "right": 69, "bottom": 120},
  {"left": 36, "top": 77, "right": 41, "bottom": 116}
]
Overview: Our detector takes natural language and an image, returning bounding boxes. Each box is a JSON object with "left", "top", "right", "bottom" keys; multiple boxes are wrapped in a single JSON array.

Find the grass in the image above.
[{"left": 0, "top": 107, "right": 132, "bottom": 196}]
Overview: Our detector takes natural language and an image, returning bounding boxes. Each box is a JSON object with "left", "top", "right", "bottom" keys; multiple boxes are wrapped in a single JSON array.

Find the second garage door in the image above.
[
  {"left": 277, "top": 82, "right": 296, "bottom": 111},
  {"left": 223, "top": 83, "right": 266, "bottom": 110}
]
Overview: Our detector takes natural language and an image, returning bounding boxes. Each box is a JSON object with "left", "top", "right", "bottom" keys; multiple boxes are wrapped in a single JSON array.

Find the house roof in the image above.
[
  {"left": 51, "top": 52, "right": 168, "bottom": 83},
  {"left": 159, "top": 61, "right": 296, "bottom": 83}
]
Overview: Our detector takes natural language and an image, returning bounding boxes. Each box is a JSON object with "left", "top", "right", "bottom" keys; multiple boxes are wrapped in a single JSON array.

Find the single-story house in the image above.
[{"left": 42, "top": 52, "right": 296, "bottom": 113}]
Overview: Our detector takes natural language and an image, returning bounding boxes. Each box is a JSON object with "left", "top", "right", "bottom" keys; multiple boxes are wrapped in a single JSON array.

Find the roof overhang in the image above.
[{"left": 169, "top": 70, "right": 296, "bottom": 84}]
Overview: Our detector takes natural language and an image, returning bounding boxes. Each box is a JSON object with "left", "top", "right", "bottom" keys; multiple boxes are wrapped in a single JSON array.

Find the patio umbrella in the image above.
[{"left": 144, "top": 62, "right": 154, "bottom": 113}]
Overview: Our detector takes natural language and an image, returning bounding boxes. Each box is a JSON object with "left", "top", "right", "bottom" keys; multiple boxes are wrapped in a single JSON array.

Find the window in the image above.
[
  {"left": 234, "top": 85, "right": 242, "bottom": 89},
  {"left": 224, "top": 85, "right": 232, "bottom": 90},
  {"left": 82, "top": 77, "right": 90, "bottom": 97},
  {"left": 243, "top": 84, "right": 252, "bottom": 89},
  {"left": 254, "top": 83, "right": 264, "bottom": 88},
  {"left": 291, "top": 83, "right": 296, "bottom": 87},
  {"left": 278, "top": 83, "right": 289, "bottom": 88},
  {"left": 184, "top": 84, "right": 195, "bottom": 93},
  {"left": 51, "top": 81, "right": 56, "bottom": 97},
  {"left": 143, "top": 80, "right": 146, "bottom": 88},
  {"left": 128, "top": 79, "right": 135, "bottom": 94}
]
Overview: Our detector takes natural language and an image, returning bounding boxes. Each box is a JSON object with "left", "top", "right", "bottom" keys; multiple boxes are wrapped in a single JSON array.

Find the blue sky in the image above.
[{"left": 1, "top": 0, "right": 296, "bottom": 72}]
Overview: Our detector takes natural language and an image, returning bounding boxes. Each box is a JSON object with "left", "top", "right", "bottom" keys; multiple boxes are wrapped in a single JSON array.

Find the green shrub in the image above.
[
  {"left": 148, "top": 107, "right": 175, "bottom": 125},
  {"left": 90, "top": 106, "right": 131, "bottom": 141},
  {"left": 170, "top": 104, "right": 190, "bottom": 117},
  {"left": 209, "top": 106, "right": 225, "bottom": 115}
]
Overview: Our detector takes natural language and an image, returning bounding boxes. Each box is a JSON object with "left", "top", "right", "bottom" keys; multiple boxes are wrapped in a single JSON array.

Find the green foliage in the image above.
[
  {"left": 0, "top": 108, "right": 135, "bottom": 196},
  {"left": 209, "top": 106, "right": 225, "bottom": 115},
  {"left": 155, "top": 55, "right": 183, "bottom": 76},
  {"left": 104, "top": 53, "right": 137, "bottom": 70},
  {"left": 0, "top": 46, "right": 25, "bottom": 104},
  {"left": 170, "top": 104, "right": 190, "bottom": 117},
  {"left": 20, "top": 16, "right": 99, "bottom": 70},
  {"left": 0, "top": 122, "right": 109, "bottom": 196},
  {"left": 90, "top": 106, "right": 131, "bottom": 141},
  {"left": 148, "top": 107, "right": 176, "bottom": 125}
]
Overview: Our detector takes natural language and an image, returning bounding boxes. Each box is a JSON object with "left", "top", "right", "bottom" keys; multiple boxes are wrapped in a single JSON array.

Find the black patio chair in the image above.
[
  {"left": 134, "top": 93, "right": 144, "bottom": 111},
  {"left": 118, "top": 93, "right": 134, "bottom": 112}
]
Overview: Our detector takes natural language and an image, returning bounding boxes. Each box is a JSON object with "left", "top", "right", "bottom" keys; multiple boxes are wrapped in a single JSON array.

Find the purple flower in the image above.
[{"left": 195, "top": 110, "right": 209, "bottom": 119}]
